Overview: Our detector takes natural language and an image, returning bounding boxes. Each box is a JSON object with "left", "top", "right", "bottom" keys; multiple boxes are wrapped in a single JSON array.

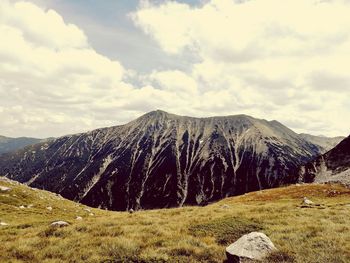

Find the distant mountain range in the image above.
[
  {"left": 0, "top": 136, "right": 43, "bottom": 154},
  {"left": 0, "top": 110, "right": 344, "bottom": 210},
  {"left": 298, "top": 133, "right": 344, "bottom": 154},
  {"left": 298, "top": 135, "right": 350, "bottom": 185}
]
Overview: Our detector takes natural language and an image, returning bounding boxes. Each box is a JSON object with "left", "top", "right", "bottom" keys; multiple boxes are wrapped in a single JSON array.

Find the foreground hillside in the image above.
[
  {"left": 0, "top": 110, "right": 342, "bottom": 211},
  {"left": 1, "top": 178, "right": 349, "bottom": 263}
]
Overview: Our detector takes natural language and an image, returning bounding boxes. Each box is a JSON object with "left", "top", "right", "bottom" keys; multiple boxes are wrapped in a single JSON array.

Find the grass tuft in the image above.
[{"left": 189, "top": 216, "right": 262, "bottom": 245}]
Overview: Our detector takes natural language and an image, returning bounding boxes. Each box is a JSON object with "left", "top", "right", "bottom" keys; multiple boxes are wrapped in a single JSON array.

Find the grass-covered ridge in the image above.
[{"left": 0, "top": 177, "right": 349, "bottom": 263}]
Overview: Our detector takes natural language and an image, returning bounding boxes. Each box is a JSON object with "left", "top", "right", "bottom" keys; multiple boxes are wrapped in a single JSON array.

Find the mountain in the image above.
[
  {"left": 0, "top": 135, "right": 43, "bottom": 155},
  {"left": 0, "top": 110, "right": 338, "bottom": 210},
  {"left": 298, "top": 135, "right": 350, "bottom": 185},
  {"left": 299, "top": 133, "right": 344, "bottom": 154}
]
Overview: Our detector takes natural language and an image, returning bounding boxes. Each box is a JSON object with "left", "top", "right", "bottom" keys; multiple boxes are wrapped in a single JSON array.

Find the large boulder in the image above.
[{"left": 226, "top": 232, "right": 276, "bottom": 262}]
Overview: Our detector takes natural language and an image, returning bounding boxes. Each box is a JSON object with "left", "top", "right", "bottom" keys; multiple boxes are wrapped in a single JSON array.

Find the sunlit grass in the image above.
[{"left": 1, "top": 179, "right": 349, "bottom": 262}]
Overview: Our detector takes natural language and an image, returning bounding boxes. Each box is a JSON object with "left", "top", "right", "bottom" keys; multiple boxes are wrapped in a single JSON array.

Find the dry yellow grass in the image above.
[{"left": 0, "top": 179, "right": 349, "bottom": 263}]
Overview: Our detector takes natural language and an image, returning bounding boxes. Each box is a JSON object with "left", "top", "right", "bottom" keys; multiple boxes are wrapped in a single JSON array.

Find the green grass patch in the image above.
[{"left": 189, "top": 216, "right": 262, "bottom": 245}]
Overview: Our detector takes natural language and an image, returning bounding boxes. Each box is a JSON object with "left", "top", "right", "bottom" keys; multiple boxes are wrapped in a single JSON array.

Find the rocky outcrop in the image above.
[
  {"left": 0, "top": 110, "right": 333, "bottom": 211},
  {"left": 298, "top": 135, "right": 350, "bottom": 185},
  {"left": 225, "top": 232, "right": 277, "bottom": 262}
]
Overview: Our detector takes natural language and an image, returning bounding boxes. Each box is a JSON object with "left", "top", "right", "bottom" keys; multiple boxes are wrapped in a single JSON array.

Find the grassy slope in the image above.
[{"left": 0, "top": 178, "right": 349, "bottom": 263}]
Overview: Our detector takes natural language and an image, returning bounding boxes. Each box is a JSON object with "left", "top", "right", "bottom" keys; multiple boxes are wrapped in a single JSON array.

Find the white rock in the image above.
[
  {"left": 76, "top": 216, "right": 83, "bottom": 220},
  {"left": 50, "top": 221, "right": 69, "bottom": 227},
  {"left": 302, "top": 197, "right": 314, "bottom": 205},
  {"left": 89, "top": 213, "right": 94, "bottom": 216},
  {"left": 46, "top": 206, "right": 53, "bottom": 211},
  {"left": 27, "top": 204, "right": 34, "bottom": 208},
  {"left": 0, "top": 222, "right": 9, "bottom": 226},
  {"left": 226, "top": 232, "right": 277, "bottom": 262},
  {"left": 19, "top": 205, "right": 25, "bottom": 209},
  {"left": 0, "top": 186, "right": 11, "bottom": 192},
  {"left": 84, "top": 208, "right": 91, "bottom": 212}
]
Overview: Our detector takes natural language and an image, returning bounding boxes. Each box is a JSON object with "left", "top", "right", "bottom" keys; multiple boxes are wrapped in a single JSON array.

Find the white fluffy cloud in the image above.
[
  {"left": 0, "top": 1, "right": 186, "bottom": 137},
  {"left": 131, "top": 0, "right": 350, "bottom": 136},
  {"left": 0, "top": 0, "right": 349, "bottom": 138}
]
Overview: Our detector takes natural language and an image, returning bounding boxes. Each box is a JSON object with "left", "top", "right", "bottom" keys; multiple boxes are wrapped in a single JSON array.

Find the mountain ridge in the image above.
[
  {"left": 0, "top": 110, "right": 344, "bottom": 210},
  {"left": 0, "top": 135, "right": 44, "bottom": 155}
]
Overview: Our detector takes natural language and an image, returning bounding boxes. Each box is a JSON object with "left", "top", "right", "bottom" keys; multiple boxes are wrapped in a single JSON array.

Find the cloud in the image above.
[
  {"left": 0, "top": 1, "right": 133, "bottom": 137},
  {"left": 131, "top": 0, "right": 350, "bottom": 136},
  {"left": 0, "top": 0, "right": 349, "bottom": 138}
]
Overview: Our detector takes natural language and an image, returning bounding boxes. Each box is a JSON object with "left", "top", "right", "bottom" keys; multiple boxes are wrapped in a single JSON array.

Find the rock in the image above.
[
  {"left": 302, "top": 197, "right": 314, "bottom": 205},
  {"left": 46, "top": 206, "right": 53, "bottom": 211},
  {"left": 0, "top": 222, "right": 9, "bottom": 226},
  {"left": 50, "top": 221, "right": 69, "bottom": 227},
  {"left": 84, "top": 208, "right": 91, "bottom": 212},
  {"left": 226, "top": 232, "right": 277, "bottom": 262},
  {"left": 0, "top": 186, "right": 11, "bottom": 192},
  {"left": 27, "top": 204, "right": 34, "bottom": 208},
  {"left": 222, "top": 204, "right": 230, "bottom": 209},
  {"left": 76, "top": 216, "right": 83, "bottom": 220},
  {"left": 129, "top": 208, "right": 134, "bottom": 214},
  {"left": 89, "top": 213, "right": 94, "bottom": 216},
  {"left": 19, "top": 205, "right": 25, "bottom": 209}
]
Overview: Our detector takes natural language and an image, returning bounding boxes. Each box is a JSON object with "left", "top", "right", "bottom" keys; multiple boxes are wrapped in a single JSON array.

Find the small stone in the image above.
[
  {"left": 19, "top": 205, "right": 25, "bottom": 209},
  {"left": 302, "top": 197, "right": 314, "bottom": 205},
  {"left": 226, "top": 232, "right": 277, "bottom": 262},
  {"left": 222, "top": 204, "right": 230, "bottom": 209},
  {"left": 0, "top": 186, "right": 11, "bottom": 192},
  {"left": 89, "top": 213, "right": 94, "bottom": 216},
  {"left": 0, "top": 222, "right": 9, "bottom": 226},
  {"left": 46, "top": 206, "right": 53, "bottom": 211},
  {"left": 27, "top": 204, "right": 34, "bottom": 208},
  {"left": 50, "top": 221, "right": 69, "bottom": 227},
  {"left": 84, "top": 208, "right": 91, "bottom": 213},
  {"left": 129, "top": 208, "right": 134, "bottom": 214},
  {"left": 76, "top": 216, "right": 83, "bottom": 220}
]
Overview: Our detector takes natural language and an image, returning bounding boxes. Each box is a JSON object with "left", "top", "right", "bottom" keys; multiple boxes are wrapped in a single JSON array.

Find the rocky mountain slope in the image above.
[
  {"left": 298, "top": 135, "right": 350, "bottom": 184},
  {"left": 0, "top": 110, "right": 340, "bottom": 210},
  {"left": 0, "top": 136, "right": 43, "bottom": 155}
]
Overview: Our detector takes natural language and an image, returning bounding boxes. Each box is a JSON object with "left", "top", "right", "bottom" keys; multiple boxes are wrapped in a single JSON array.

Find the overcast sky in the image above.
[{"left": 0, "top": 0, "right": 349, "bottom": 138}]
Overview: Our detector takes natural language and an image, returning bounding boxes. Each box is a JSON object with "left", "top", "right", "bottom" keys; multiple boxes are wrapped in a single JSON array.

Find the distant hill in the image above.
[
  {"left": 0, "top": 136, "right": 43, "bottom": 154},
  {"left": 299, "top": 133, "right": 344, "bottom": 154}
]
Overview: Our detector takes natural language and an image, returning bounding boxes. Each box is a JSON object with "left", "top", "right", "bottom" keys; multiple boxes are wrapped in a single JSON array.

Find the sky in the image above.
[{"left": 0, "top": 0, "right": 349, "bottom": 138}]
